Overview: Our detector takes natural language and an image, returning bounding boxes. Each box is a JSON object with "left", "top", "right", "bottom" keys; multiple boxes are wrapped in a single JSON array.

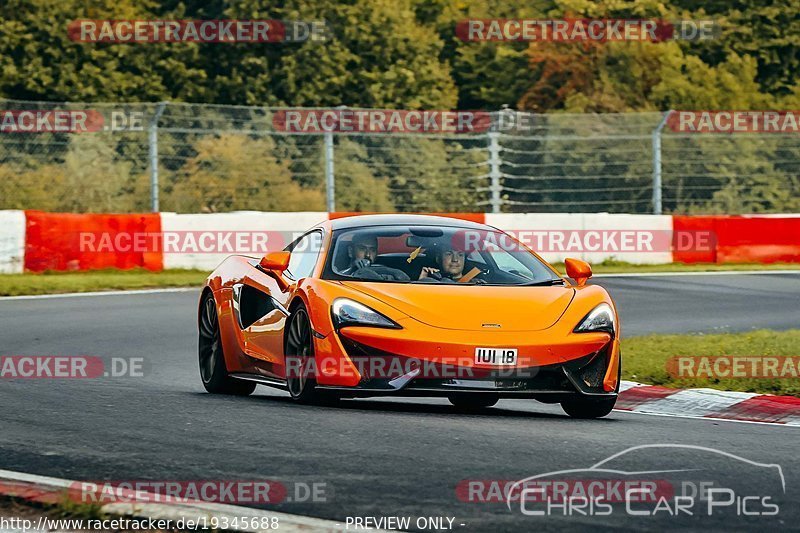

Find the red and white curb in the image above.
[
  {"left": 617, "top": 381, "right": 800, "bottom": 425},
  {"left": 0, "top": 469, "right": 364, "bottom": 533}
]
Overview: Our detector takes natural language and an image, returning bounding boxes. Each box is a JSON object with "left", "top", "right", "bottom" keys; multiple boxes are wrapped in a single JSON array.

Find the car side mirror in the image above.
[
  {"left": 259, "top": 251, "right": 290, "bottom": 272},
  {"left": 565, "top": 258, "right": 592, "bottom": 287}
]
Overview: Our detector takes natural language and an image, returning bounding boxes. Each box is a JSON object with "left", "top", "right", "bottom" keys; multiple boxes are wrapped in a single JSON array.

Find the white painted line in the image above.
[
  {"left": 595, "top": 269, "right": 800, "bottom": 278},
  {"left": 0, "top": 287, "right": 199, "bottom": 301},
  {"left": 0, "top": 468, "right": 360, "bottom": 533}
]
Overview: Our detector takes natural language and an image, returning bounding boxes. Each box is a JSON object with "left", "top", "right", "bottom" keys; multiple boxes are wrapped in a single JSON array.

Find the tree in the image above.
[
  {"left": 165, "top": 133, "right": 325, "bottom": 212},
  {"left": 0, "top": 0, "right": 206, "bottom": 102}
]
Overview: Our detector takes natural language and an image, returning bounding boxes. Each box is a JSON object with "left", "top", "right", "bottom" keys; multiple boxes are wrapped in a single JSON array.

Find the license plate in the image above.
[{"left": 474, "top": 347, "right": 517, "bottom": 366}]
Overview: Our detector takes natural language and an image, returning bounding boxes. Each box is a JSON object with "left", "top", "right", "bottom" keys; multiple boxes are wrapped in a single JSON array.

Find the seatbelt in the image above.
[{"left": 458, "top": 266, "right": 482, "bottom": 283}]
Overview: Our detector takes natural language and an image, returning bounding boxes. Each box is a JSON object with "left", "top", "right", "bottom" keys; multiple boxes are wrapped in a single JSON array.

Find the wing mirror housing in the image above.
[
  {"left": 259, "top": 251, "right": 291, "bottom": 291},
  {"left": 565, "top": 258, "right": 592, "bottom": 287},
  {"left": 259, "top": 251, "right": 290, "bottom": 272}
]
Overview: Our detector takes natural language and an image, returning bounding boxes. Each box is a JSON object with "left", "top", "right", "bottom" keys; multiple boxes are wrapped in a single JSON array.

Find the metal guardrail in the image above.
[{"left": 1, "top": 101, "right": 798, "bottom": 214}]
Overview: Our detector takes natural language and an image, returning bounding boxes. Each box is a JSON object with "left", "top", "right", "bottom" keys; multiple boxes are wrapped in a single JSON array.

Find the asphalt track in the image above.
[{"left": 1, "top": 272, "right": 799, "bottom": 531}]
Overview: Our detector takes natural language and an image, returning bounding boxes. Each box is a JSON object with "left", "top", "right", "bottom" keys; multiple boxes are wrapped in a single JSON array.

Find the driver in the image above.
[
  {"left": 341, "top": 234, "right": 410, "bottom": 281},
  {"left": 419, "top": 246, "right": 486, "bottom": 283}
]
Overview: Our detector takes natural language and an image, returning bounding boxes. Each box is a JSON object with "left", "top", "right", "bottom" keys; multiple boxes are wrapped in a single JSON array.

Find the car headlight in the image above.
[
  {"left": 574, "top": 303, "right": 615, "bottom": 335},
  {"left": 331, "top": 298, "right": 401, "bottom": 329}
]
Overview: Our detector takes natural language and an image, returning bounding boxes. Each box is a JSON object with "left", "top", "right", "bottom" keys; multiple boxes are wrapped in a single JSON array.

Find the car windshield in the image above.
[{"left": 325, "top": 225, "right": 562, "bottom": 286}]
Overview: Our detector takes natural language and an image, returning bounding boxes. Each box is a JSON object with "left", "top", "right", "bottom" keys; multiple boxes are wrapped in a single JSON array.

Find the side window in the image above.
[
  {"left": 489, "top": 250, "right": 527, "bottom": 272},
  {"left": 285, "top": 231, "right": 323, "bottom": 280},
  {"left": 466, "top": 250, "right": 487, "bottom": 265}
]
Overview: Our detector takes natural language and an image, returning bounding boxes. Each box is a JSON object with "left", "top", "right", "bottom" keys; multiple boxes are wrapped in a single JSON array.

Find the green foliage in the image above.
[
  {"left": 0, "top": 268, "right": 208, "bottom": 296},
  {"left": 330, "top": 139, "right": 394, "bottom": 212},
  {"left": 623, "top": 329, "right": 800, "bottom": 397},
  {"left": 163, "top": 133, "right": 326, "bottom": 212}
]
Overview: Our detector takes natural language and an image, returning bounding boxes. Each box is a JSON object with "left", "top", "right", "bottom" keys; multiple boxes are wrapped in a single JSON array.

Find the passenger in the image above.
[{"left": 341, "top": 234, "right": 410, "bottom": 281}]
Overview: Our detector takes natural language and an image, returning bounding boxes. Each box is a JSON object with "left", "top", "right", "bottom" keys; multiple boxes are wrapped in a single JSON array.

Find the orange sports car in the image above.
[{"left": 198, "top": 214, "right": 621, "bottom": 418}]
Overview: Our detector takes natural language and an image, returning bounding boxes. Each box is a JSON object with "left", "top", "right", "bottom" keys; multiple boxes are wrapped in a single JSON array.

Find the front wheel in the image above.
[
  {"left": 198, "top": 292, "right": 256, "bottom": 396},
  {"left": 560, "top": 396, "right": 616, "bottom": 419},
  {"left": 285, "top": 304, "right": 338, "bottom": 405},
  {"left": 448, "top": 393, "right": 499, "bottom": 410}
]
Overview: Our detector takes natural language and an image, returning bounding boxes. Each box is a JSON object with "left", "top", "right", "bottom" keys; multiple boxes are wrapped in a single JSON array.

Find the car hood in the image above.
[{"left": 340, "top": 281, "right": 576, "bottom": 331}]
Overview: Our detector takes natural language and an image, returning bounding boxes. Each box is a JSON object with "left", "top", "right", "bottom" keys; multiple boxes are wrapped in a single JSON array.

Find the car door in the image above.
[{"left": 235, "top": 230, "right": 324, "bottom": 378}]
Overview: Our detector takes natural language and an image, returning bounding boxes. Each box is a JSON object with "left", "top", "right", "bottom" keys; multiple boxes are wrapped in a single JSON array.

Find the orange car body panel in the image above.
[{"left": 202, "top": 216, "right": 621, "bottom": 394}]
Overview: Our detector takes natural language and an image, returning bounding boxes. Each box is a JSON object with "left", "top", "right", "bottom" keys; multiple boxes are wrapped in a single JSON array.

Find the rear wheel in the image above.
[
  {"left": 560, "top": 396, "right": 616, "bottom": 419},
  {"left": 285, "top": 304, "right": 338, "bottom": 405},
  {"left": 448, "top": 393, "right": 499, "bottom": 410},
  {"left": 198, "top": 292, "right": 256, "bottom": 396}
]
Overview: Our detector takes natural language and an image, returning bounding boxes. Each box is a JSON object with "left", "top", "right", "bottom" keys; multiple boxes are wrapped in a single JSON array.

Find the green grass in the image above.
[
  {"left": 0, "top": 268, "right": 209, "bottom": 296},
  {"left": 621, "top": 329, "right": 800, "bottom": 396},
  {"left": 552, "top": 259, "right": 800, "bottom": 274},
  {"left": 51, "top": 493, "right": 107, "bottom": 520}
]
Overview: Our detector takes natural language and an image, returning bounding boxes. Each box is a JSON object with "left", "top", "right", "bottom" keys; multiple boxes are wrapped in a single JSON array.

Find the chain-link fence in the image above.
[{"left": 1, "top": 100, "right": 798, "bottom": 214}]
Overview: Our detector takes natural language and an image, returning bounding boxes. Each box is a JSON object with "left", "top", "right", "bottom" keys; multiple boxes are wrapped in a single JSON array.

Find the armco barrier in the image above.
[{"left": 0, "top": 211, "right": 796, "bottom": 273}]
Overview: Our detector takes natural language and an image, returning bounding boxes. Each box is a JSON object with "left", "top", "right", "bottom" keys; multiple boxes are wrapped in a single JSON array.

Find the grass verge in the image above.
[
  {"left": 0, "top": 269, "right": 208, "bottom": 296},
  {"left": 621, "top": 329, "right": 800, "bottom": 397}
]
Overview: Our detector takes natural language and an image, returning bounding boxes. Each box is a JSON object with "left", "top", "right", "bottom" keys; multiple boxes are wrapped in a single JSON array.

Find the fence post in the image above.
[
  {"left": 651, "top": 110, "right": 673, "bottom": 215},
  {"left": 324, "top": 132, "right": 335, "bottom": 212},
  {"left": 488, "top": 131, "right": 502, "bottom": 214},
  {"left": 148, "top": 102, "right": 167, "bottom": 213}
]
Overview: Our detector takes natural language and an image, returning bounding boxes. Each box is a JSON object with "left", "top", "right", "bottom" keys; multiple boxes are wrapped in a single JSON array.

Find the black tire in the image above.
[
  {"left": 560, "top": 396, "right": 616, "bottom": 419},
  {"left": 199, "top": 292, "right": 256, "bottom": 396},
  {"left": 285, "top": 303, "right": 338, "bottom": 405},
  {"left": 561, "top": 355, "right": 621, "bottom": 419},
  {"left": 448, "top": 393, "right": 499, "bottom": 410}
]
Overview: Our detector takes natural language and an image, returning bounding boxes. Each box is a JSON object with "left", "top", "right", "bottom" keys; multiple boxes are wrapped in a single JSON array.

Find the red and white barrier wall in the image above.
[
  {"left": 0, "top": 210, "right": 797, "bottom": 273},
  {"left": 161, "top": 211, "right": 330, "bottom": 271},
  {"left": 0, "top": 210, "right": 26, "bottom": 274},
  {"left": 484, "top": 213, "right": 675, "bottom": 264}
]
